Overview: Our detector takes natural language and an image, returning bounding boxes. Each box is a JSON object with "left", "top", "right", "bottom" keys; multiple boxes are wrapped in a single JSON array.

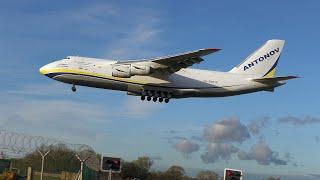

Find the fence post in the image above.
[
  {"left": 76, "top": 154, "right": 90, "bottom": 180},
  {"left": 37, "top": 149, "right": 51, "bottom": 180},
  {"left": 27, "top": 166, "right": 32, "bottom": 180}
]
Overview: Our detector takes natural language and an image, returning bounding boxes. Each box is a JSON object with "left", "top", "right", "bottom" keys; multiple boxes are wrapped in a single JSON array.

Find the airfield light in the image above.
[{"left": 224, "top": 168, "right": 242, "bottom": 180}]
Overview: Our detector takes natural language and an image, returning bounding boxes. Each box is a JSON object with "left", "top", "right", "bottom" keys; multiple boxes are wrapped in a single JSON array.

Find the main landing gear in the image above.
[{"left": 140, "top": 90, "right": 171, "bottom": 103}]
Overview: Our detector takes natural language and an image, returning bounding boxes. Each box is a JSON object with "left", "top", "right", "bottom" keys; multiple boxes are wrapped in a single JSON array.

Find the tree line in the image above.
[
  {"left": 9, "top": 144, "right": 280, "bottom": 180},
  {"left": 10, "top": 144, "right": 220, "bottom": 179},
  {"left": 121, "top": 156, "right": 219, "bottom": 180}
]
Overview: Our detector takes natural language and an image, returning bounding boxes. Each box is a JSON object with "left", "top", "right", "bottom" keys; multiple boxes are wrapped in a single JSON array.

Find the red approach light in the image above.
[
  {"left": 226, "top": 170, "right": 233, "bottom": 176},
  {"left": 224, "top": 168, "right": 242, "bottom": 180},
  {"left": 113, "top": 160, "right": 119, "bottom": 164},
  {"left": 101, "top": 156, "right": 121, "bottom": 172}
]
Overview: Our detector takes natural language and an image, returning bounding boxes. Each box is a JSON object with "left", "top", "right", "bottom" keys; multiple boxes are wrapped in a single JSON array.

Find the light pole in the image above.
[
  {"left": 76, "top": 154, "right": 90, "bottom": 180},
  {"left": 37, "top": 149, "right": 50, "bottom": 180}
]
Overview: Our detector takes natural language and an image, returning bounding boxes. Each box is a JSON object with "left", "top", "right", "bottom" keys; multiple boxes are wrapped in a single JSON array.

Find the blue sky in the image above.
[{"left": 1, "top": 0, "right": 320, "bottom": 177}]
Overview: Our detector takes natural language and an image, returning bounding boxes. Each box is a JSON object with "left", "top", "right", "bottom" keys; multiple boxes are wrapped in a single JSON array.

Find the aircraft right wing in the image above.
[
  {"left": 149, "top": 48, "right": 221, "bottom": 73},
  {"left": 116, "top": 48, "right": 221, "bottom": 74}
]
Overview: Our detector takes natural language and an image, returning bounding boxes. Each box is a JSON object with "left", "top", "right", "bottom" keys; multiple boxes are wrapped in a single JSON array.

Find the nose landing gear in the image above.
[{"left": 71, "top": 84, "right": 76, "bottom": 92}]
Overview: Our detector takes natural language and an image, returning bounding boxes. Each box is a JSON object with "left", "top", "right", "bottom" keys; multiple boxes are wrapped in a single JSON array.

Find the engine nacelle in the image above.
[
  {"left": 112, "top": 65, "right": 151, "bottom": 78},
  {"left": 129, "top": 65, "right": 151, "bottom": 75},
  {"left": 112, "top": 65, "right": 131, "bottom": 78}
]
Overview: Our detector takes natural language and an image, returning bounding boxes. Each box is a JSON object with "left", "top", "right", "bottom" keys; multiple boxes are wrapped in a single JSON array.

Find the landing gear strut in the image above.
[{"left": 71, "top": 84, "right": 76, "bottom": 92}]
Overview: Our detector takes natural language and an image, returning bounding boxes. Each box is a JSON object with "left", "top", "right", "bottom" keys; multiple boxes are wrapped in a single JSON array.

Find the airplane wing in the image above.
[{"left": 116, "top": 48, "right": 221, "bottom": 74}]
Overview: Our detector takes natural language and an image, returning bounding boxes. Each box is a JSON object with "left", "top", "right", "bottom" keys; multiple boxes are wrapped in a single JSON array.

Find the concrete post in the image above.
[{"left": 27, "top": 166, "right": 33, "bottom": 180}]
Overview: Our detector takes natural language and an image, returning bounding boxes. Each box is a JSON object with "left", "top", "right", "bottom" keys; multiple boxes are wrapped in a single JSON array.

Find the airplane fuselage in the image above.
[
  {"left": 40, "top": 40, "right": 295, "bottom": 102},
  {"left": 39, "top": 56, "right": 280, "bottom": 99}
]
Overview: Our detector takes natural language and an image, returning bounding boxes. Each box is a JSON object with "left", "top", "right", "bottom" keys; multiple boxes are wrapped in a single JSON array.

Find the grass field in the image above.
[{"left": 33, "top": 173, "right": 60, "bottom": 180}]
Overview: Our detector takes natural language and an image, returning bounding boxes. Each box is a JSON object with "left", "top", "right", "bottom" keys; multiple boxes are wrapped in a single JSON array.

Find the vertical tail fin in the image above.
[{"left": 229, "top": 39, "right": 285, "bottom": 77}]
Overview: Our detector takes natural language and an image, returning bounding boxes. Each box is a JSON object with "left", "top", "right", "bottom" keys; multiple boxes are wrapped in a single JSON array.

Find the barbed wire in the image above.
[{"left": 0, "top": 129, "right": 94, "bottom": 157}]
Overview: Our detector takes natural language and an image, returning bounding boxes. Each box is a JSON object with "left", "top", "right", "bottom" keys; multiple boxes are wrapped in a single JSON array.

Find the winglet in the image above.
[{"left": 204, "top": 48, "right": 221, "bottom": 52}]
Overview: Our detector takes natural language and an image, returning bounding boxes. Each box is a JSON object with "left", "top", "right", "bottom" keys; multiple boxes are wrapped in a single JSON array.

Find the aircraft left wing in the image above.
[{"left": 116, "top": 48, "right": 220, "bottom": 74}]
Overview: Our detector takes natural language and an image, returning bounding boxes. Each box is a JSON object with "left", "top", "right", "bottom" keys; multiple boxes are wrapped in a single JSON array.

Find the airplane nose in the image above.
[
  {"left": 39, "top": 60, "right": 61, "bottom": 77},
  {"left": 39, "top": 63, "right": 53, "bottom": 75},
  {"left": 39, "top": 65, "right": 47, "bottom": 75}
]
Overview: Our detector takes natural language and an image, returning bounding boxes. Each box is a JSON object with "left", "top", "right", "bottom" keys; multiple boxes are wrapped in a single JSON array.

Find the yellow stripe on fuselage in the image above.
[{"left": 40, "top": 68, "right": 148, "bottom": 85}]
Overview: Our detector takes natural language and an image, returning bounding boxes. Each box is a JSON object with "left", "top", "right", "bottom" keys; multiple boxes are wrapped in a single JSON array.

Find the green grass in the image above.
[{"left": 33, "top": 174, "right": 60, "bottom": 180}]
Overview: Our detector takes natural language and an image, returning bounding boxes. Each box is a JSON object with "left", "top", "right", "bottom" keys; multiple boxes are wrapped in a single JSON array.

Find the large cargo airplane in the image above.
[{"left": 39, "top": 39, "right": 297, "bottom": 103}]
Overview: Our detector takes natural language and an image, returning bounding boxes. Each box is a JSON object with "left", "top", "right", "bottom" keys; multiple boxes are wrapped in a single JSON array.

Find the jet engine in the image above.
[
  {"left": 129, "top": 65, "right": 151, "bottom": 75},
  {"left": 112, "top": 65, "right": 151, "bottom": 78},
  {"left": 112, "top": 65, "right": 131, "bottom": 78}
]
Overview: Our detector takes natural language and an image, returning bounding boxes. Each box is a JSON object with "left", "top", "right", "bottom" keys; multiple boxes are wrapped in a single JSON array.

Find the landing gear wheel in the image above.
[
  {"left": 164, "top": 98, "right": 169, "bottom": 103},
  {"left": 71, "top": 85, "right": 76, "bottom": 92},
  {"left": 147, "top": 96, "right": 152, "bottom": 101},
  {"left": 159, "top": 98, "right": 163, "bottom": 102},
  {"left": 141, "top": 96, "right": 145, "bottom": 101},
  {"left": 153, "top": 97, "right": 157, "bottom": 102}
]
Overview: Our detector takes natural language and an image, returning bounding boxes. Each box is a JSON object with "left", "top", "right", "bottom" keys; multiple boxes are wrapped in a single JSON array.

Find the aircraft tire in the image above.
[{"left": 71, "top": 85, "right": 76, "bottom": 92}]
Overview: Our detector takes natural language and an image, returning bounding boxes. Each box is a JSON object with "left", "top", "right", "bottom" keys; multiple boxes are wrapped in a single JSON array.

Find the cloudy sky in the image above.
[{"left": 1, "top": 0, "right": 320, "bottom": 177}]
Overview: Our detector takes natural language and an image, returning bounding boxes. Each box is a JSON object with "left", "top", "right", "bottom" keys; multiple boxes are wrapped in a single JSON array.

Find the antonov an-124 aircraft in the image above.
[{"left": 40, "top": 39, "right": 297, "bottom": 103}]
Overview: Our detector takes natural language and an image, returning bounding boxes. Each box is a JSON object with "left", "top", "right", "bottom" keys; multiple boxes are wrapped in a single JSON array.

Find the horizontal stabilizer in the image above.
[{"left": 252, "top": 76, "right": 298, "bottom": 83}]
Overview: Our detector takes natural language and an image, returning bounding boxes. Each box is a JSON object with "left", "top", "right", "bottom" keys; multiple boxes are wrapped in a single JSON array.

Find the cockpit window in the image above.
[{"left": 65, "top": 56, "right": 71, "bottom": 60}]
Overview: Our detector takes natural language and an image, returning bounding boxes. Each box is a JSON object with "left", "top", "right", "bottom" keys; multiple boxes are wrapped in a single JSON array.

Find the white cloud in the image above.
[
  {"left": 278, "top": 116, "right": 320, "bottom": 126},
  {"left": 3, "top": 100, "right": 107, "bottom": 124},
  {"left": 103, "top": 13, "right": 164, "bottom": 59},
  {"left": 122, "top": 96, "right": 163, "bottom": 118},
  {"left": 201, "top": 143, "right": 239, "bottom": 164},
  {"left": 173, "top": 139, "right": 200, "bottom": 159},
  {"left": 248, "top": 116, "right": 270, "bottom": 135},
  {"left": 0, "top": 89, "right": 164, "bottom": 149},
  {"left": 0, "top": 97, "right": 111, "bottom": 141},
  {"left": 5, "top": 82, "right": 70, "bottom": 96},
  {"left": 237, "top": 141, "right": 287, "bottom": 166},
  {"left": 203, "top": 118, "right": 250, "bottom": 143}
]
